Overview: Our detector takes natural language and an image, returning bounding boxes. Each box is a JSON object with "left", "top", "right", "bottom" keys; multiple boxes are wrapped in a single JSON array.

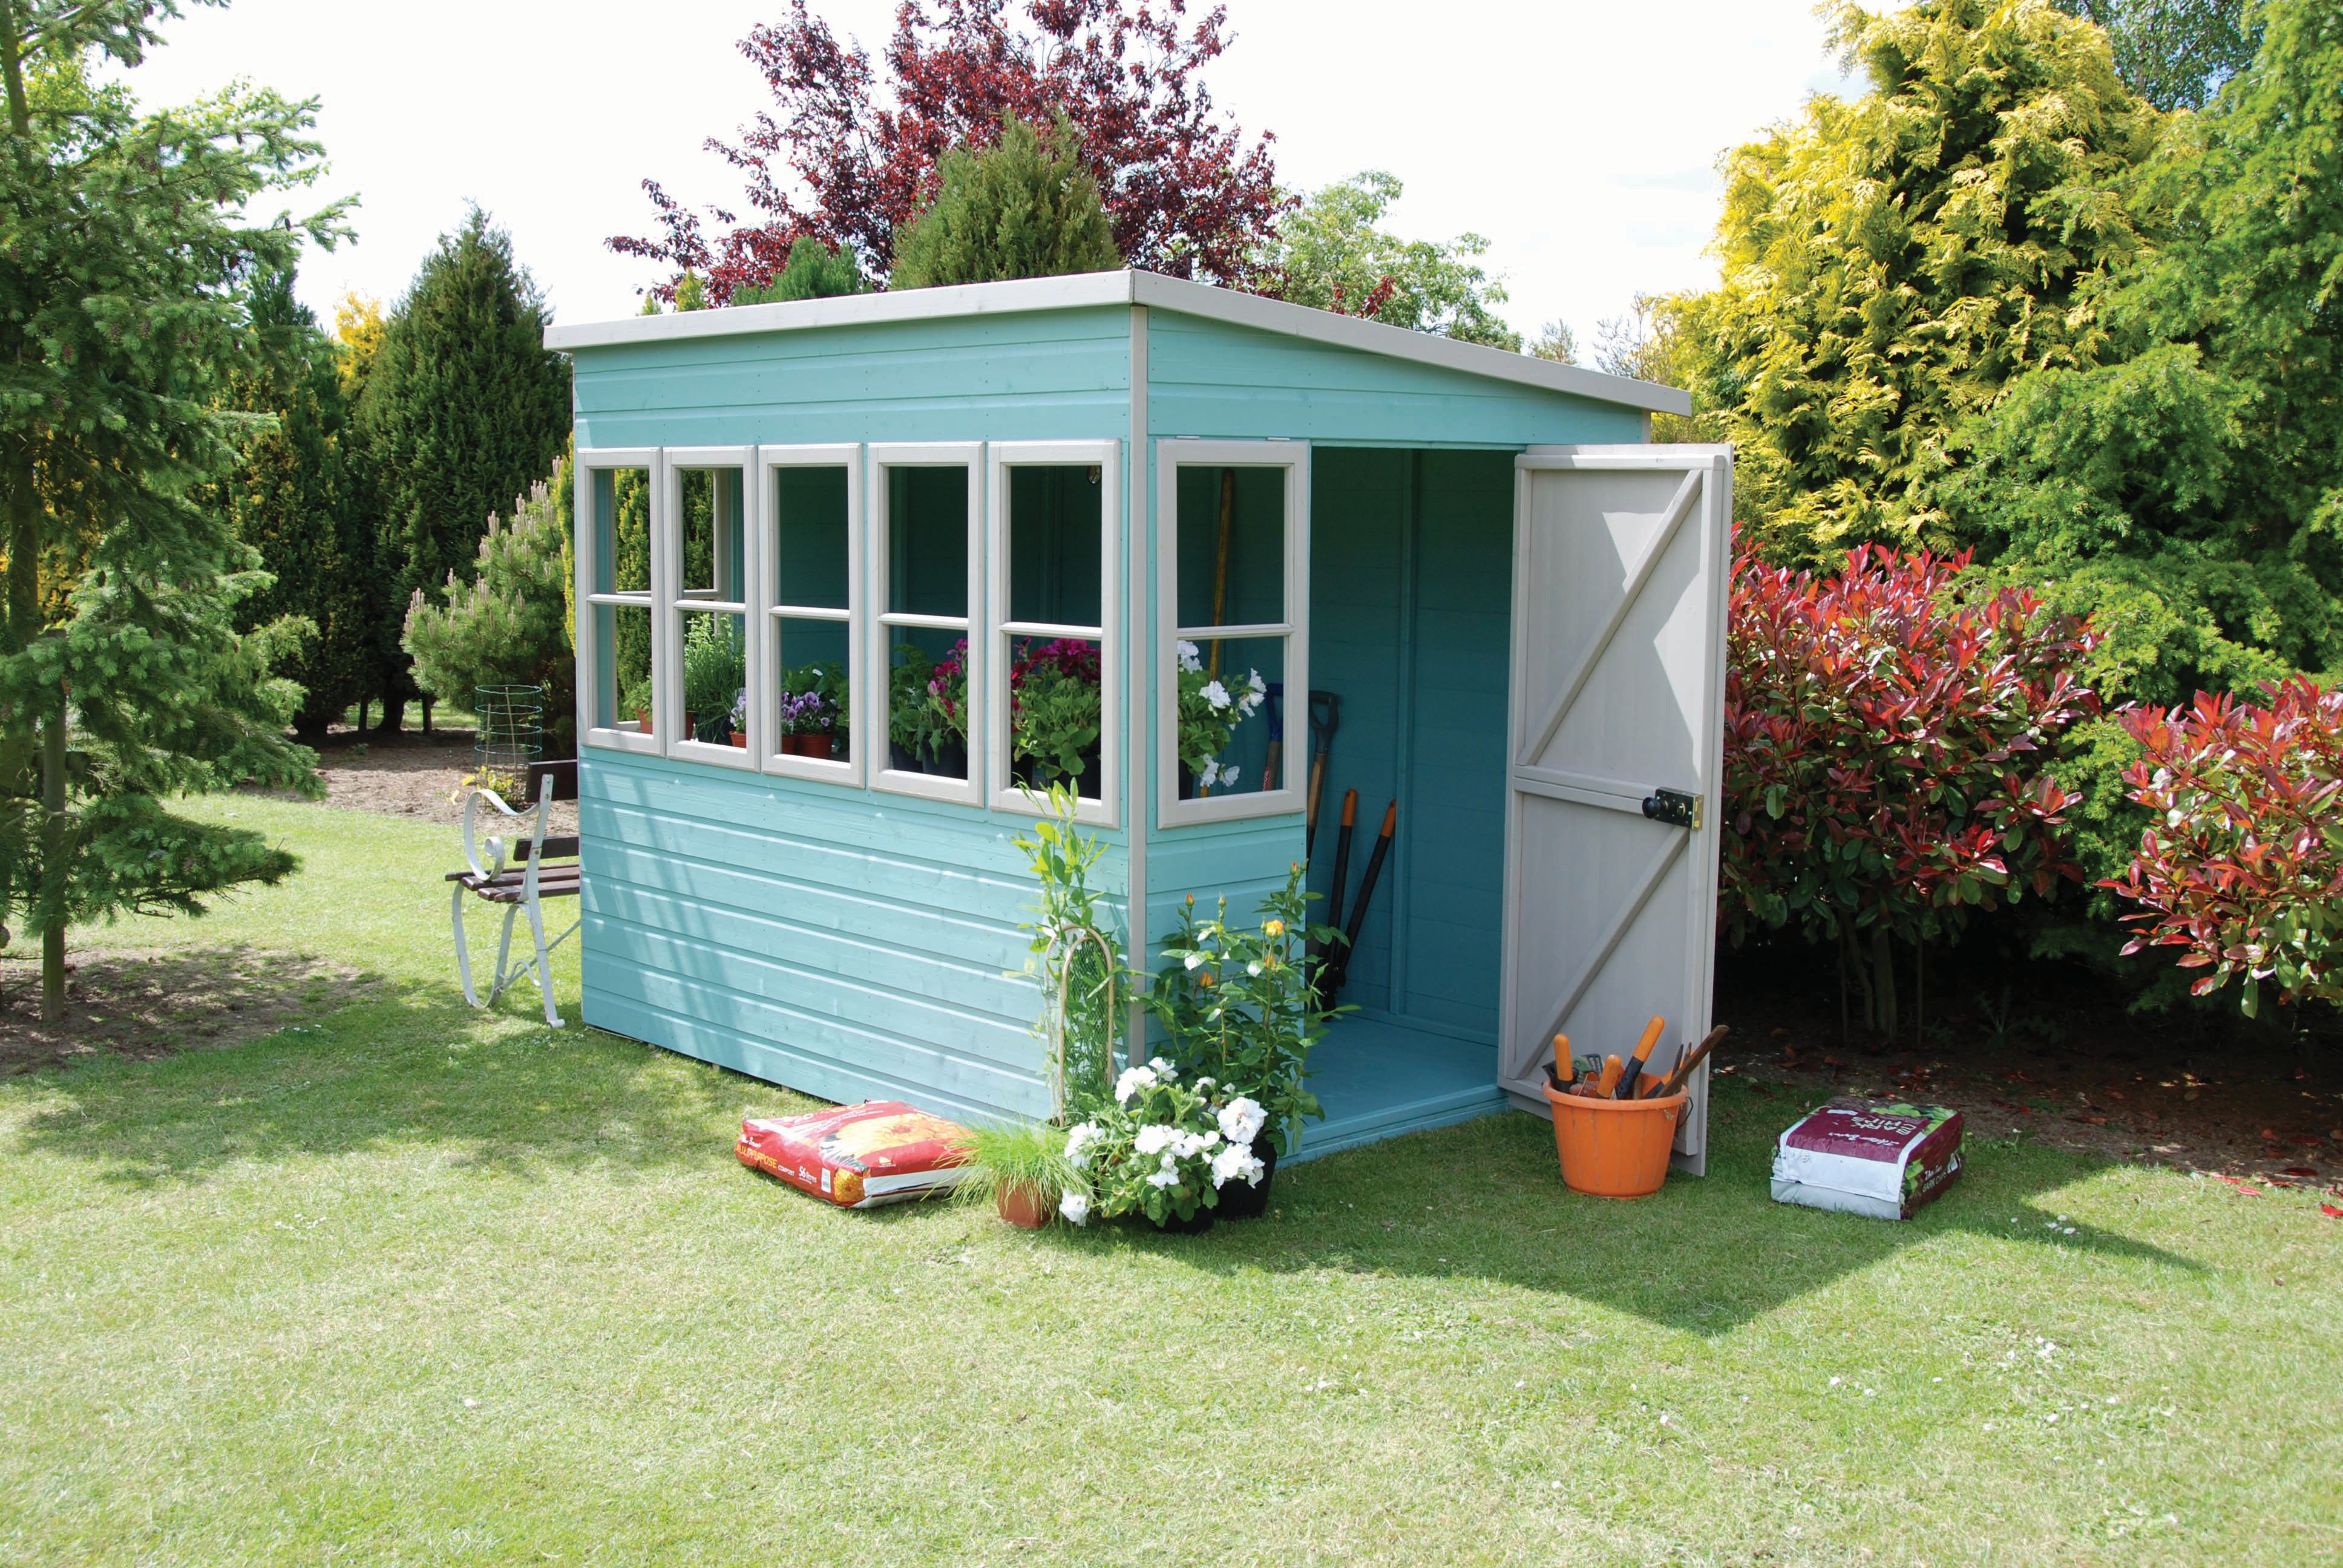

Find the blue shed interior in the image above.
[{"left": 1293, "top": 448, "right": 1517, "bottom": 1154}]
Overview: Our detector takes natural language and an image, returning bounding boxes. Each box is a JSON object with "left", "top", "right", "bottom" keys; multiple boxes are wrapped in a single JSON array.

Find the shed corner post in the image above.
[{"left": 1124, "top": 302, "right": 1151, "bottom": 1070}]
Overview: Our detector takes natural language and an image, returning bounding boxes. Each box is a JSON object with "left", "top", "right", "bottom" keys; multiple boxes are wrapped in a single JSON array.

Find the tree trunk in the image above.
[
  {"left": 39, "top": 699, "right": 65, "bottom": 1022},
  {"left": 421, "top": 694, "right": 434, "bottom": 735},
  {"left": 1870, "top": 926, "right": 1899, "bottom": 1042}
]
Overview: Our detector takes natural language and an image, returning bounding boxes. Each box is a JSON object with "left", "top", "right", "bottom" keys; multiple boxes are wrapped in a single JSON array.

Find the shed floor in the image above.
[{"left": 1292, "top": 1015, "right": 1510, "bottom": 1162}]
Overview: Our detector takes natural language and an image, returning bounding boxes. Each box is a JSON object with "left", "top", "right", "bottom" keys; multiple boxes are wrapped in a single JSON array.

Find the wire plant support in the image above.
[
  {"left": 474, "top": 684, "right": 545, "bottom": 802},
  {"left": 1047, "top": 926, "right": 1124, "bottom": 1126}
]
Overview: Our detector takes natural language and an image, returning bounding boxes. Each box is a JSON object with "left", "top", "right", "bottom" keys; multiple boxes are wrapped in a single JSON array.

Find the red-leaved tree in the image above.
[
  {"left": 1722, "top": 547, "right": 2101, "bottom": 1037},
  {"left": 610, "top": 0, "right": 1285, "bottom": 303},
  {"left": 2102, "top": 680, "right": 2343, "bottom": 1018}
]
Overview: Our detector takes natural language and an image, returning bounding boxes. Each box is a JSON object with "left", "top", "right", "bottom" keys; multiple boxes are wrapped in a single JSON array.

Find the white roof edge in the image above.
[{"left": 545, "top": 269, "right": 1691, "bottom": 417}]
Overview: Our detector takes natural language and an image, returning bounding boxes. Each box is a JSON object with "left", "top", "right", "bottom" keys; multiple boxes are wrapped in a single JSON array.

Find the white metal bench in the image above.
[{"left": 447, "top": 780, "right": 579, "bottom": 1027}]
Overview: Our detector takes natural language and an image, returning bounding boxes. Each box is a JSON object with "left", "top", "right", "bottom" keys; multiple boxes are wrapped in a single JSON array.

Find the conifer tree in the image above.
[
  {"left": 890, "top": 114, "right": 1121, "bottom": 290},
  {"left": 212, "top": 267, "right": 373, "bottom": 740},
  {"left": 0, "top": 0, "right": 342, "bottom": 1019},
  {"left": 358, "top": 207, "right": 569, "bottom": 729}
]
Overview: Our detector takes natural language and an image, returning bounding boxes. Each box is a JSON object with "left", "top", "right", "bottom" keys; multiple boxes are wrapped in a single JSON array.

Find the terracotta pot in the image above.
[
  {"left": 787, "top": 733, "right": 831, "bottom": 759},
  {"left": 728, "top": 731, "right": 748, "bottom": 749},
  {"left": 995, "top": 1180, "right": 1052, "bottom": 1229},
  {"left": 635, "top": 708, "right": 652, "bottom": 733},
  {"left": 1541, "top": 1083, "right": 1686, "bottom": 1198}
]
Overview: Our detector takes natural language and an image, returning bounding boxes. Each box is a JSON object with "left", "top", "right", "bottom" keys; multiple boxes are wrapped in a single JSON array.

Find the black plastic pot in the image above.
[
  {"left": 930, "top": 739, "right": 968, "bottom": 779},
  {"left": 1214, "top": 1135, "right": 1279, "bottom": 1220},
  {"left": 889, "top": 741, "right": 919, "bottom": 774}
]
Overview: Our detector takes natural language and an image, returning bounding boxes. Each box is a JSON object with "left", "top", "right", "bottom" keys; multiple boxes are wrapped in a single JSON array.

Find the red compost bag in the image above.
[
  {"left": 735, "top": 1100, "right": 970, "bottom": 1209},
  {"left": 1771, "top": 1096, "right": 1963, "bottom": 1220}
]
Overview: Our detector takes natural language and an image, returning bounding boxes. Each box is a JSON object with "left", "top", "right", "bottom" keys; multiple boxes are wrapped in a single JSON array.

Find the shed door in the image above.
[{"left": 1499, "top": 446, "right": 1731, "bottom": 1173}]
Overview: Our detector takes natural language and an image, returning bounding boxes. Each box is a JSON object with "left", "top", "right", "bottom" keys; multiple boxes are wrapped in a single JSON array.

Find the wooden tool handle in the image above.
[{"left": 1658, "top": 1025, "right": 1731, "bottom": 1099}]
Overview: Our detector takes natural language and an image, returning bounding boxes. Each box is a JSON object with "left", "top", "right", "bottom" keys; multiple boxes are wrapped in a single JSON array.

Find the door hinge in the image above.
[{"left": 1642, "top": 788, "right": 1702, "bottom": 831}]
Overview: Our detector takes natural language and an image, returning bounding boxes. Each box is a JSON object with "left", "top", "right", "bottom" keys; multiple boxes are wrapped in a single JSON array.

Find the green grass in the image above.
[{"left": 3, "top": 797, "right": 2339, "bottom": 1566}]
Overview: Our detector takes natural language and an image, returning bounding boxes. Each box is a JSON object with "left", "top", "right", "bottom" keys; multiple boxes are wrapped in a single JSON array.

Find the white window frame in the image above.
[
  {"left": 758, "top": 443, "right": 864, "bottom": 786},
  {"left": 661, "top": 445, "right": 761, "bottom": 771},
  {"left": 869, "top": 442, "right": 985, "bottom": 806},
  {"left": 1155, "top": 439, "right": 1311, "bottom": 829},
  {"left": 577, "top": 446, "right": 663, "bottom": 757},
  {"left": 986, "top": 440, "right": 1121, "bottom": 826}
]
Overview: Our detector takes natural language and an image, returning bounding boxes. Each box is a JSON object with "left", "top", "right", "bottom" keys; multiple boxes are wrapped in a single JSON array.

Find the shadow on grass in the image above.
[
  {"left": 1044, "top": 1079, "right": 2209, "bottom": 1335},
  {"left": 5, "top": 961, "right": 762, "bottom": 1187}
]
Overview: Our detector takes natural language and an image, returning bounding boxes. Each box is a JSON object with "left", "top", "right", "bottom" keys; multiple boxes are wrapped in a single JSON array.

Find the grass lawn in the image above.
[{"left": 3, "top": 797, "right": 2338, "bottom": 1566}]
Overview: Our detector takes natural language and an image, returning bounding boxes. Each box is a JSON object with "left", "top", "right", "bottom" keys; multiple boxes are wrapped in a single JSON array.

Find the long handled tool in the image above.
[
  {"left": 1614, "top": 1016, "right": 1666, "bottom": 1101},
  {"left": 1324, "top": 799, "right": 1397, "bottom": 1000},
  {"left": 1654, "top": 1025, "right": 1730, "bottom": 1100},
  {"left": 1304, "top": 691, "right": 1341, "bottom": 857},
  {"left": 1260, "top": 682, "right": 1284, "bottom": 792},
  {"left": 1324, "top": 789, "right": 1358, "bottom": 936}
]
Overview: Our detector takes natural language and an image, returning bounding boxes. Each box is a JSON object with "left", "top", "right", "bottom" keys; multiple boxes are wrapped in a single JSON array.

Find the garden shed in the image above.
[{"left": 550, "top": 271, "right": 1732, "bottom": 1171}]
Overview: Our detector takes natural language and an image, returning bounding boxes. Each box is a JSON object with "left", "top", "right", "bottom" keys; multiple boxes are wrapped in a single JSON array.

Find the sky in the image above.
[{"left": 114, "top": 0, "right": 1861, "bottom": 353}]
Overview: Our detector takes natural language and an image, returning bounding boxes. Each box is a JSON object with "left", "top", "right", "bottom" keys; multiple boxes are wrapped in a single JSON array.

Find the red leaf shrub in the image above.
[
  {"left": 2102, "top": 679, "right": 2343, "bottom": 1015},
  {"left": 1722, "top": 547, "right": 2101, "bottom": 950},
  {"left": 610, "top": 0, "right": 1285, "bottom": 303}
]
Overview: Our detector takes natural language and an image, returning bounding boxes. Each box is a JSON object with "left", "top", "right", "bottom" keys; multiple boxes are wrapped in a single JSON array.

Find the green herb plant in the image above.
[
  {"left": 949, "top": 1120, "right": 1087, "bottom": 1217},
  {"left": 681, "top": 615, "right": 745, "bottom": 737}
]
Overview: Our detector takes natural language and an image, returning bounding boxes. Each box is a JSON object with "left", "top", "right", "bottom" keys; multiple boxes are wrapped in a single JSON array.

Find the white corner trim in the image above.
[{"left": 546, "top": 270, "right": 1691, "bottom": 418}]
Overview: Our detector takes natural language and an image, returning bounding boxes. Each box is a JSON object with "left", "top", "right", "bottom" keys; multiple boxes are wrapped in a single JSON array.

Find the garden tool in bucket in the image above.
[{"left": 1542, "top": 1016, "right": 1687, "bottom": 1198}]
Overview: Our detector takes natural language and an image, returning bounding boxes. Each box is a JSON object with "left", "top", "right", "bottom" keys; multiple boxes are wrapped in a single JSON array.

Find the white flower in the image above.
[
  {"left": 1149, "top": 1056, "right": 1176, "bottom": 1078},
  {"left": 1115, "top": 1065, "right": 1157, "bottom": 1103},
  {"left": 1201, "top": 679, "right": 1231, "bottom": 710},
  {"left": 1145, "top": 1166, "right": 1181, "bottom": 1189},
  {"left": 1064, "top": 1122, "right": 1102, "bottom": 1168},
  {"left": 1217, "top": 1097, "right": 1268, "bottom": 1147},
  {"left": 1133, "top": 1124, "right": 1178, "bottom": 1157},
  {"left": 1248, "top": 670, "right": 1265, "bottom": 694},
  {"left": 1058, "top": 1191, "right": 1089, "bottom": 1226},
  {"left": 1222, "top": 765, "right": 1241, "bottom": 786},
  {"left": 1198, "top": 759, "right": 1223, "bottom": 789},
  {"left": 1211, "top": 1142, "right": 1266, "bottom": 1189},
  {"left": 1177, "top": 639, "right": 1202, "bottom": 673},
  {"left": 1193, "top": 1076, "right": 1216, "bottom": 1091}
]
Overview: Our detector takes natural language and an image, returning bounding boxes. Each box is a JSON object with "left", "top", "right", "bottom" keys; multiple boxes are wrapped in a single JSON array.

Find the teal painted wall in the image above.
[
  {"left": 580, "top": 750, "right": 1126, "bottom": 1125},
  {"left": 1302, "top": 449, "right": 1514, "bottom": 1040}
]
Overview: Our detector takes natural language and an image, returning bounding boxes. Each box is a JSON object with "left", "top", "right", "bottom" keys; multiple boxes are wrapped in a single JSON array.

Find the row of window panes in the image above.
[{"left": 584, "top": 454, "right": 1288, "bottom": 803}]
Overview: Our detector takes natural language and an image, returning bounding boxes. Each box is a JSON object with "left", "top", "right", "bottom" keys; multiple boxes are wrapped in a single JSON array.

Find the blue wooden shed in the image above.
[{"left": 549, "top": 271, "right": 1734, "bottom": 1169}]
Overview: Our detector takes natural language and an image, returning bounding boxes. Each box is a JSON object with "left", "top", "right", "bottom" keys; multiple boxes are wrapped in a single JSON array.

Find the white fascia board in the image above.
[{"left": 546, "top": 269, "right": 1693, "bottom": 418}]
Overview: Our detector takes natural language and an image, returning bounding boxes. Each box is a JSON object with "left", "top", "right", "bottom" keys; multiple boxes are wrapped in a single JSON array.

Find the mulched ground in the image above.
[
  {"left": 1715, "top": 946, "right": 2343, "bottom": 1197},
  {"left": 0, "top": 946, "right": 376, "bottom": 1076},
  {"left": 247, "top": 724, "right": 579, "bottom": 835}
]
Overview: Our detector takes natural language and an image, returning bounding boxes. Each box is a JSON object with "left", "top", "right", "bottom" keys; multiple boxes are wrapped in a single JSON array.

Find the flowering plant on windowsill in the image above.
[
  {"left": 1174, "top": 638, "right": 1265, "bottom": 794},
  {"left": 1058, "top": 1056, "right": 1267, "bottom": 1227},
  {"left": 1011, "top": 637, "right": 1103, "bottom": 783},
  {"left": 925, "top": 637, "right": 971, "bottom": 748}
]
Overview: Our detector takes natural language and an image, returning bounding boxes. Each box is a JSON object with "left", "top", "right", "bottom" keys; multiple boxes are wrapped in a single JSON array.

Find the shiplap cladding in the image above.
[{"left": 569, "top": 306, "right": 1132, "bottom": 1125}]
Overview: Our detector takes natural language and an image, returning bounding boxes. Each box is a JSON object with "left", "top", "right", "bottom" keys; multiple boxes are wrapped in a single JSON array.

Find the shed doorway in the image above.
[{"left": 1299, "top": 448, "right": 1518, "bottom": 1155}]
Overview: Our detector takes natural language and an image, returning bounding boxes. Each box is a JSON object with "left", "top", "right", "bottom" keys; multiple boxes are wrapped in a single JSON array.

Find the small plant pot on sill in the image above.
[
  {"left": 728, "top": 731, "right": 749, "bottom": 750},
  {"left": 784, "top": 733, "right": 831, "bottom": 759},
  {"left": 635, "top": 708, "right": 652, "bottom": 733},
  {"left": 1214, "top": 1136, "right": 1279, "bottom": 1220}
]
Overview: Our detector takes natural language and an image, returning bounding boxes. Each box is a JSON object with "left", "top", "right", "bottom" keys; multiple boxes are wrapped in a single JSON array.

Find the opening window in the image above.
[
  {"left": 989, "top": 443, "right": 1118, "bottom": 821},
  {"left": 873, "top": 447, "right": 982, "bottom": 803},
  {"left": 1159, "top": 442, "right": 1308, "bottom": 826},
  {"left": 666, "top": 453, "right": 754, "bottom": 764},
  {"left": 580, "top": 451, "right": 658, "bottom": 751},
  {"left": 764, "top": 449, "right": 859, "bottom": 780}
]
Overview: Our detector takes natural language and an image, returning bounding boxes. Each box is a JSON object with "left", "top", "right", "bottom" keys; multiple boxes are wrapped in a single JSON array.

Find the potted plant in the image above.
[
  {"left": 1064, "top": 1057, "right": 1266, "bottom": 1233},
  {"left": 683, "top": 616, "right": 747, "bottom": 744},
  {"left": 1144, "top": 864, "right": 1343, "bottom": 1217},
  {"left": 727, "top": 687, "right": 749, "bottom": 748},
  {"left": 951, "top": 1120, "right": 1088, "bottom": 1229},
  {"left": 621, "top": 674, "right": 654, "bottom": 733},
  {"left": 1173, "top": 638, "right": 1267, "bottom": 797},
  {"left": 888, "top": 642, "right": 936, "bottom": 772},
  {"left": 923, "top": 638, "right": 971, "bottom": 777},
  {"left": 1010, "top": 638, "right": 1103, "bottom": 792}
]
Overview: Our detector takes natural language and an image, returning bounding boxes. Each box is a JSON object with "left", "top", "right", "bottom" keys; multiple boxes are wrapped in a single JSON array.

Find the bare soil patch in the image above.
[
  {"left": 251, "top": 726, "right": 577, "bottom": 835},
  {"left": 0, "top": 946, "right": 377, "bottom": 1074},
  {"left": 1717, "top": 947, "right": 2343, "bottom": 1198}
]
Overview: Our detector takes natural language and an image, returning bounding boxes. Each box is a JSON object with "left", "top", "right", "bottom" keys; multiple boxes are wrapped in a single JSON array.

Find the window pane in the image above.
[
  {"left": 1008, "top": 635, "right": 1103, "bottom": 799},
  {"left": 1173, "top": 635, "right": 1285, "bottom": 799},
  {"left": 594, "top": 466, "right": 652, "bottom": 595},
  {"left": 597, "top": 603, "right": 654, "bottom": 730},
  {"left": 774, "top": 616, "right": 850, "bottom": 763},
  {"left": 1007, "top": 465, "right": 1103, "bottom": 627},
  {"left": 774, "top": 466, "right": 850, "bottom": 611},
  {"left": 678, "top": 467, "right": 744, "bottom": 601},
  {"left": 679, "top": 608, "right": 749, "bottom": 745},
  {"left": 1175, "top": 465, "right": 1285, "bottom": 629},
  {"left": 887, "top": 466, "right": 969, "bottom": 617},
  {"left": 885, "top": 627, "right": 969, "bottom": 780}
]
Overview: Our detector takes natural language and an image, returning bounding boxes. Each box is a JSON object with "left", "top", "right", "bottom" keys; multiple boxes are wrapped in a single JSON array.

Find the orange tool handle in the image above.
[
  {"left": 1616, "top": 1016, "right": 1666, "bottom": 1099},
  {"left": 1552, "top": 1033, "right": 1571, "bottom": 1085},
  {"left": 1341, "top": 792, "right": 1358, "bottom": 828},
  {"left": 1596, "top": 1054, "right": 1624, "bottom": 1097}
]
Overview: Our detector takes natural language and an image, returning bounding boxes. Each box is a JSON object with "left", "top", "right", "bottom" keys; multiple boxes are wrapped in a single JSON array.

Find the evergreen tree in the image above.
[
  {"left": 0, "top": 1, "right": 343, "bottom": 1019},
  {"left": 358, "top": 206, "right": 569, "bottom": 729},
  {"left": 2053, "top": 0, "right": 2259, "bottom": 110},
  {"left": 890, "top": 114, "right": 1121, "bottom": 290},
  {"left": 731, "top": 237, "right": 866, "bottom": 305},
  {"left": 211, "top": 267, "right": 373, "bottom": 740}
]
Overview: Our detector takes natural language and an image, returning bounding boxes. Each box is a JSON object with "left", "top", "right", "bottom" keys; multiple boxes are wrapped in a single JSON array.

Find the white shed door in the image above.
[{"left": 1500, "top": 446, "right": 1732, "bottom": 1173}]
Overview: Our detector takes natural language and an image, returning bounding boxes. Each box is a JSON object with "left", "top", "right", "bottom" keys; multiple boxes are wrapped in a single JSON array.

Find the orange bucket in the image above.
[{"left": 1542, "top": 1084, "right": 1686, "bottom": 1198}]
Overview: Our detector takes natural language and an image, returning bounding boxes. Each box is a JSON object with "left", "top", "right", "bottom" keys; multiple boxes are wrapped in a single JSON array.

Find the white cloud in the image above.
[{"left": 110, "top": 0, "right": 1859, "bottom": 347}]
